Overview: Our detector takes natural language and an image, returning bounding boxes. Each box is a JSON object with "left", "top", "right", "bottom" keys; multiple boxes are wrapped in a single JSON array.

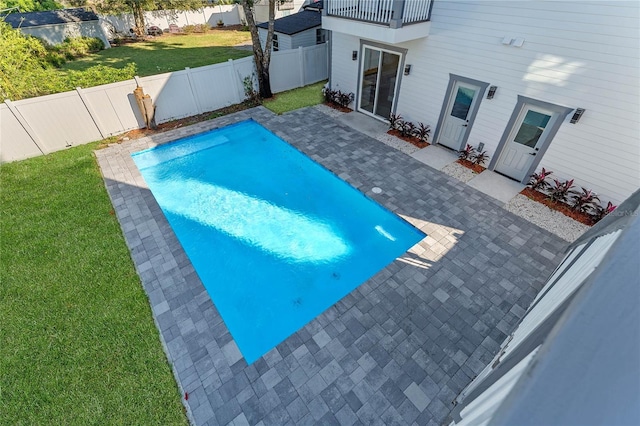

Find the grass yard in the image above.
[
  {"left": 62, "top": 30, "right": 252, "bottom": 76},
  {"left": 263, "top": 81, "right": 326, "bottom": 115},
  {"left": 0, "top": 145, "right": 187, "bottom": 425}
]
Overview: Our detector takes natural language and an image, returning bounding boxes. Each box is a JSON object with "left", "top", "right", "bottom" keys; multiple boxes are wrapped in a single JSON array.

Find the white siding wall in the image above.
[
  {"left": 253, "top": 0, "right": 307, "bottom": 24},
  {"left": 291, "top": 27, "right": 318, "bottom": 49},
  {"left": 259, "top": 28, "right": 293, "bottom": 51},
  {"left": 20, "top": 21, "right": 110, "bottom": 47},
  {"left": 329, "top": 0, "right": 640, "bottom": 204}
]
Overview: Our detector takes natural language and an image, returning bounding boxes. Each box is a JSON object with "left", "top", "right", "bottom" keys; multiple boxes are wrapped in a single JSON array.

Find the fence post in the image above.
[
  {"left": 184, "top": 67, "right": 203, "bottom": 114},
  {"left": 298, "top": 46, "right": 305, "bottom": 88},
  {"left": 75, "top": 87, "right": 107, "bottom": 139},
  {"left": 4, "top": 99, "right": 48, "bottom": 155},
  {"left": 227, "top": 58, "right": 244, "bottom": 103}
]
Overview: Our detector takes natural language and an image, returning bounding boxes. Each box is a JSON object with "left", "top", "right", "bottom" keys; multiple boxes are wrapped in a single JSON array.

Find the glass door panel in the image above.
[
  {"left": 513, "top": 110, "right": 552, "bottom": 148},
  {"left": 360, "top": 48, "right": 380, "bottom": 114},
  {"left": 450, "top": 87, "right": 476, "bottom": 120},
  {"left": 374, "top": 52, "right": 400, "bottom": 119}
]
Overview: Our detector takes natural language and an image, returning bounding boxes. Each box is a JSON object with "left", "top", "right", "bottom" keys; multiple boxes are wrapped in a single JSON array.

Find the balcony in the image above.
[{"left": 322, "top": 0, "right": 433, "bottom": 44}]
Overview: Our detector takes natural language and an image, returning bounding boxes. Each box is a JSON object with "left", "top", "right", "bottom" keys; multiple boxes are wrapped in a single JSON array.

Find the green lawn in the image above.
[
  {"left": 0, "top": 145, "right": 187, "bottom": 425},
  {"left": 62, "top": 30, "right": 252, "bottom": 76},
  {"left": 263, "top": 81, "right": 326, "bottom": 114}
]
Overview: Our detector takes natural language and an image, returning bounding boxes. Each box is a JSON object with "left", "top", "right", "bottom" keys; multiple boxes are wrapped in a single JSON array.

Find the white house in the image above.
[
  {"left": 450, "top": 187, "right": 640, "bottom": 425},
  {"left": 252, "top": 0, "right": 307, "bottom": 23},
  {"left": 5, "top": 8, "right": 110, "bottom": 48},
  {"left": 258, "top": 1, "right": 325, "bottom": 51},
  {"left": 322, "top": 0, "right": 640, "bottom": 205}
]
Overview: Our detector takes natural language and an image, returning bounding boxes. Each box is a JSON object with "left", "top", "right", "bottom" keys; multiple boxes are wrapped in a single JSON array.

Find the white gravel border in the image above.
[
  {"left": 314, "top": 104, "right": 346, "bottom": 119},
  {"left": 373, "top": 132, "right": 421, "bottom": 155},
  {"left": 505, "top": 194, "right": 589, "bottom": 242},
  {"left": 441, "top": 162, "right": 477, "bottom": 183}
]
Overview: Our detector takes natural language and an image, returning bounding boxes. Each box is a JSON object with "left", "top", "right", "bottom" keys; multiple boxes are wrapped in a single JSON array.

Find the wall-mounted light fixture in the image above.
[
  {"left": 487, "top": 86, "right": 498, "bottom": 99},
  {"left": 352, "top": 50, "right": 358, "bottom": 61},
  {"left": 404, "top": 64, "right": 412, "bottom": 75},
  {"left": 570, "top": 108, "right": 585, "bottom": 124}
]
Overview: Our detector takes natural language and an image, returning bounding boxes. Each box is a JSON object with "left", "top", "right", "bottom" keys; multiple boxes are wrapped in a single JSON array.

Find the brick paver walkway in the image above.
[{"left": 95, "top": 106, "right": 567, "bottom": 426}]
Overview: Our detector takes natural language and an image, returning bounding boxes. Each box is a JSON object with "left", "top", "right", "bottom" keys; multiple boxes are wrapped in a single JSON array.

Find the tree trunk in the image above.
[
  {"left": 131, "top": 2, "right": 146, "bottom": 36},
  {"left": 241, "top": 0, "right": 274, "bottom": 99}
]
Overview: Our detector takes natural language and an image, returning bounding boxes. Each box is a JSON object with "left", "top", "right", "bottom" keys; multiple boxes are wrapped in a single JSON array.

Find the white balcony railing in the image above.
[{"left": 325, "top": 0, "right": 432, "bottom": 26}]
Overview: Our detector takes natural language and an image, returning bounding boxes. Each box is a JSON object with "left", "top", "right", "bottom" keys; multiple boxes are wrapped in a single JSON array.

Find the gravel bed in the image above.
[
  {"left": 441, "top": 162, "right": 477, "bottom": 183},
  {"left": 505, "top": 194, "right": 589, "bottom": 242},
  {"left": 373, "top": 132, "right": 420, "bottom": 155},
  {"left": 314, "top": 104, "right": 346, "bottom": 119}
]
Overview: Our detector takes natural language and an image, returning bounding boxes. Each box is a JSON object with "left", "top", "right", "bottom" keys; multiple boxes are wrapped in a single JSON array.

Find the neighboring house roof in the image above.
[
  {"left": 4, "top": 8, "right": 99, "bottom": 29},
  {"left": 257, "top": 9, "right": 322, "bottom": 35}
]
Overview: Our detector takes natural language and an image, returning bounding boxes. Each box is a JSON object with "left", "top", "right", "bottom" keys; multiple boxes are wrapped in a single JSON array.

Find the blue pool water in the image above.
[{"left": 132, "top": 120, "right": 425, "bottom": 364}]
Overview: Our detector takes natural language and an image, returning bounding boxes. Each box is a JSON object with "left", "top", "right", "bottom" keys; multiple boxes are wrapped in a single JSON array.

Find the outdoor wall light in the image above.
[
  {"left": 404, "top": 64, "right": 412, "bottom": 75},
  {"left": 570, "top": 108, "right": 585, "bottom": 124},
  {"left": 487, "top": 85, "right": 498, "bottom": 99},
  {"left": 352, "top": 50, "right": 358, "bottom": 61}
]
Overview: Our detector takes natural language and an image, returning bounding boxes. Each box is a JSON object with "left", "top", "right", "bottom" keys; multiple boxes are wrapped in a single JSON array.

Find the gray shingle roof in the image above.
[
  {"left": 4, "top": 8, "right": 99, "bottom": 29},
  {"left": 257, "top": 9, "right": 322, "bottom": 36}
]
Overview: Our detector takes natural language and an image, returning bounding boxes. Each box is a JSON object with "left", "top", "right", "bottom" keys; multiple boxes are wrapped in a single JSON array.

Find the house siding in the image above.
[
  {"left": 291, "top": 27, "right": 318, "bottom": 49},
  {"left": 327, "top": 0, "right": 640, "bottom": 204},
  {"left": 258, "top": 27, "right": 293, "bottom": 50},
  {"left": 253, "top": 0, "right": 306, "bottom": 24},
  {"left": 20, "top": 21, "right": 110, "bottom": 47}
]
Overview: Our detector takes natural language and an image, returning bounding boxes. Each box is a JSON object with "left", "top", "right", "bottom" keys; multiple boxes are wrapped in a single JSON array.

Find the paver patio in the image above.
[{"left": 95, "top": 106, "right": 567, "bottom": 425}]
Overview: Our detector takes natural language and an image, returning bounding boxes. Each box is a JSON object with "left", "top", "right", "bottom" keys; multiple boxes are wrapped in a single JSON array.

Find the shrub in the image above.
[
  {"left": 570, "top": 188, "right": 600, "bottom": 214},
  {"left": 458, "top": 144, "right": 475, "bottom": 161},
  {"left": 592, "top": 201, "right": 617, "bottom": 222},
  {"left": 527, "top": 168, "right": 553, "bottom": 192},
  {"left": 472, "top": 150, "right": 489, "bottom": 166},
  {"left": 242, "top": 73, "right": 259, "bottom": 102},
  {"left": 399, "top": 120, "right": 416, "bottom": 138},
  {"left": 388, "top": 113, "right": 402, "bottom": 130},
  {"left": 182, "top": 25, "right": 196, "bottom": 34},
  {"left": 194, "top": 24, "right": 210, "bottom": 33},
  {"left": 547, "top": 178, "right": 577, "bottom": 204},
  {"left": 414, "top": 122, "right": 431, "bottom": 143},
  {"left": 322, "top": 87, "right": 354, "bottom": 109}
]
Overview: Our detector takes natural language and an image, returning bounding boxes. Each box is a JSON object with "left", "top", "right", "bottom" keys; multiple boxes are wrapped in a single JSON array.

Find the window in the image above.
[
  {"left": 316, "top": 29, "right": 326, "bottom": 44},
  {"left": 277, "top": 0, "right": 294, "bottom": 10},
  {"left": 272, "top": 34, "right": 279, "bottom": 51}
]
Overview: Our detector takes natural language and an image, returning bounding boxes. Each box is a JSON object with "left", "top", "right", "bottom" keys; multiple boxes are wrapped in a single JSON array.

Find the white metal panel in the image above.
[
  {"left": 327, "top": 0, "right": 640, "bottom": 204},
  {"left": 501, "top": 230, "right": 622, "bottom": 359},
  {"left": 82, "top": 79, "right": 145, "bottom": 135},
  {"left": 0, "top": 104, "right": 42, "bottom": 162},
  {"left": 11, "top": 91, "right": 102, "bottom": 152},
  {"left": 456, "top": 347, "right": 540, "bottom": 426},
  {"left": 138, "top": 71, "right": 199, "bottom": 123}
]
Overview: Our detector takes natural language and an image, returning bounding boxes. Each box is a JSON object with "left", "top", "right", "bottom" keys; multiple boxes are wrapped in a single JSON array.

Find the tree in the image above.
[
  {"left": 240, "top": 0, "right": 274, "bottom": 99},
  {"left": 80, "top": 0, "right": 206, "bottom": 36},
  {"left": 0, "top": 0, "right": 62, "bottom": 12}
]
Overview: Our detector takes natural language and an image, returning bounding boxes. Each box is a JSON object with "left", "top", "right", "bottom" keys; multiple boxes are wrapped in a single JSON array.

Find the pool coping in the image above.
[{"left": 95, "top": 106, "right": 567, "bottom": 425}]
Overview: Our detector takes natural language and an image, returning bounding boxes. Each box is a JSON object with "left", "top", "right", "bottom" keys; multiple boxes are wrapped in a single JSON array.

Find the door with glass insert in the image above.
[
  {"left": 359, "top": 46, "right": 401, "bottom": 120},
  {"left": 438, "top": 81, "right": 480, "bottom": 150},
  {"left": 495, "top": 105, "right": 553, "bottom": 181}
]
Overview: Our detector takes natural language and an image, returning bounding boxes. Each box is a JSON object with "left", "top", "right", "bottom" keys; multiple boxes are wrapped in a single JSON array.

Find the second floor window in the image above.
[{"left": 278, "top": 0, "right": 294, "bottom": 10}]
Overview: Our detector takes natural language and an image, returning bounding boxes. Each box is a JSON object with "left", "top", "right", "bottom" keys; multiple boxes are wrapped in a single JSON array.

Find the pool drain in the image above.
[{"left": 372, "top": 187, "right": 382, "bottom": 194}]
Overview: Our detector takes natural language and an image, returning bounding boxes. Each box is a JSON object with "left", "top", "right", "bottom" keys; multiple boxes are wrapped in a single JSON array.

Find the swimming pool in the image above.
[{"left": 132, "top": 120, "right": 425, "bottom": 364}]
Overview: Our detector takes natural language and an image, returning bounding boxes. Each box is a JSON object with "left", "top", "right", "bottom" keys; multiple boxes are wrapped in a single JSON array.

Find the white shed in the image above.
[
  {"left": 258, "top": 2, "right": 325, "bottom": 51},
  {"left": 5, "top": 8, "right": 110, "bottom": 48}
]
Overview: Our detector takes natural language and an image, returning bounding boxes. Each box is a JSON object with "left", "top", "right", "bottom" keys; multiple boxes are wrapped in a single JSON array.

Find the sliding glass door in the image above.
[{"left": 359, "top": 46, "right": 401, "bottom": 120}]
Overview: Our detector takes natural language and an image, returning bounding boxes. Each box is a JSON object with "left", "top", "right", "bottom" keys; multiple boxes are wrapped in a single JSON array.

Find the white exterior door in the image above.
[
  {"left": 495, "top": 105, "right": 553, "bottom": 181},
  {"left": 438, "top": 81, "right": 481, "bottom": 150}
]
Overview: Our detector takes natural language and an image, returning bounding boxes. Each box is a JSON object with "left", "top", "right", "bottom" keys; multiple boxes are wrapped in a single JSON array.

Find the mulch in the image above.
[
  {"left": 386, "top": 129, "right": 429, "bottom": 148},
  {"left": 520, "top": 187, "right": 595, "bottom": 226},
  {"left": 324, "top": 102, "right": 352, "bottom": 113},
  {"left": 99, "top": 100, "right": 260, "bottom": 148},
  {"left": 456, "top": 159, "right": 486, "bottom": 174}
]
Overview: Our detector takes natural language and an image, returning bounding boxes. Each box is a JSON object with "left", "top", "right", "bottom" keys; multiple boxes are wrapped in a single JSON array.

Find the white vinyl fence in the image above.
[
  {"left": 0, "top": 44, "right": 328, "bottom": 163},
  {"left": 101, "top": 5, "right": 245, "bottom": 34}
]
